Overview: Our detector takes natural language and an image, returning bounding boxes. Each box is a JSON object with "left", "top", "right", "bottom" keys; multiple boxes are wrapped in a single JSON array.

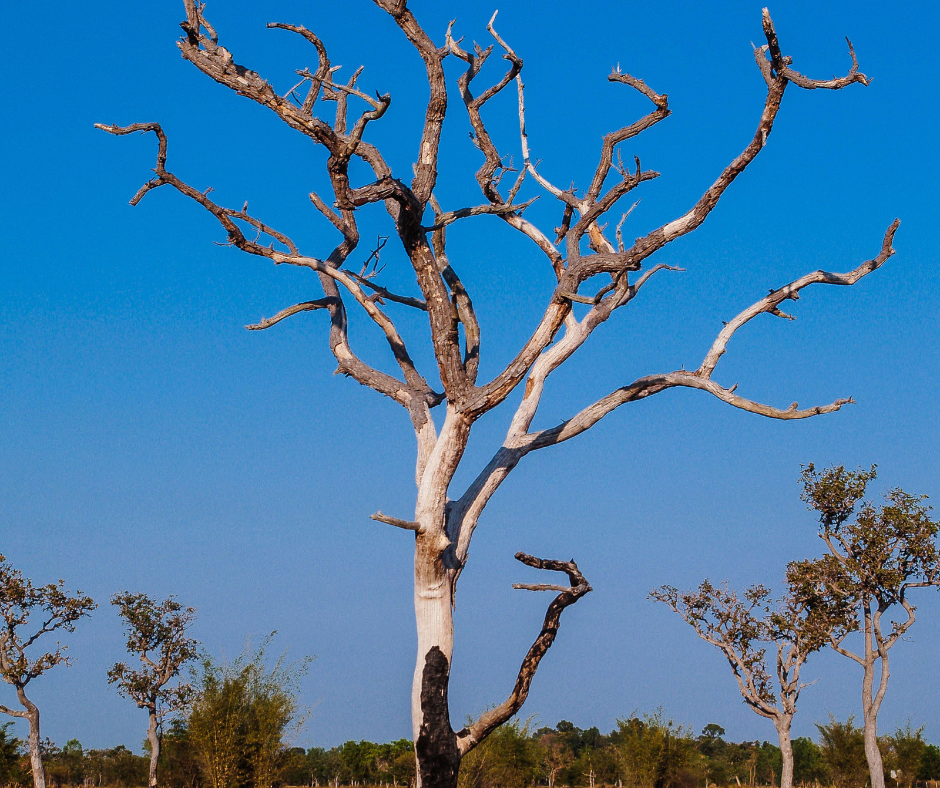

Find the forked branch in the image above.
[{"left": 455, "top": 553, "right": 591, "bottom": 755}]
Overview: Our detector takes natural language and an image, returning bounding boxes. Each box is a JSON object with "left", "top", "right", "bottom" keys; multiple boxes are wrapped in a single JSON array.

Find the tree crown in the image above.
[{"left": 0, "top": 555, "right": 96, "bottom": 688}]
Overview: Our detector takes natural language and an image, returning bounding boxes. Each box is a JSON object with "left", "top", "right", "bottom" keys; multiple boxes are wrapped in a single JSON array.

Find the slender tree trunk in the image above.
[
  {"left": 862, "top": 658, "right": 886, "bottom": 788},
  {"left": 860, "top": 602, "right": 887, "bottom": 788},
  {"left": 775, "top": 715, "right": 794, "bottom": 788},
  {"left": 147, "top": 707, "right": 161, "bottom": 788},
  {"left": 17, "top": 687, "right": 46, "bottom": 788}
]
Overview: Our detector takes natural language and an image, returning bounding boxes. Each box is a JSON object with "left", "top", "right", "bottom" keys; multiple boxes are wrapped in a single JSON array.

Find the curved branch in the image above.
[
  {"left": 95, "top": 122, "right": 437, "bottom": 407},
  {"left": 455, "top": 554, "right": 591, "bottom": 756},
  {"left": 700, "top": 220, "right": 899, "bottom": 377},
  {"left": 246, "top": 299, "right": 335, "bottom": 331}
]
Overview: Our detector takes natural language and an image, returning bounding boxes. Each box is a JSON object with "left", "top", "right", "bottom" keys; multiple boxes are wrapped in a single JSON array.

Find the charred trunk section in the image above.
[{"left": 415, "top": 646, "right": 460, "bottom": 788}]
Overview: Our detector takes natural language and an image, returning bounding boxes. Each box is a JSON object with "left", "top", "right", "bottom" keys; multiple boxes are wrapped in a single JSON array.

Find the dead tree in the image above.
[
  {"left": 109, "top": 592, "right": 199, "bottom": 788},
  {"left": 0, "top": 556, "right": 96, "bottom": 788},
  {"left": 98, "top": 4, "right": 896, "bottom": 785},
  {"left": 651, "top": 580, "right": 840, "bottom": 788},
  {"left": 791, "top": 465, "right": 940, "bottom": 788}
]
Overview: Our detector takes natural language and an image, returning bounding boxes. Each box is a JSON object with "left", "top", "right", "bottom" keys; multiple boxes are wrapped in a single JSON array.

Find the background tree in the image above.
[
  {"left": 0, "top": 722, "right": 25, "bottom": 786},
  {"left": 651, "top": 579, "right": 837, "bottom": 788},
  {"left": 793, "top": 465, "right": 940, "bottom": 788},
  {"left": 187, "top": 638, "right": 310, "bottom": 788},
  {"left": 97, "top": 2, "right": 896, "bottom": 784},
  {"left": 0, "top": 555, "right": 95, "bottom": 788},
  {"left": 109, "top": 592, "right": 199, "bottom": 788},
  {"left": 817, "top": 716, "right": 867, "bottom": 788},
  {"left": 883, "top": 724, "right": 928, "bottom": 788},
  {"left": 614, "top": 711, "right": 699, "bottom": 788}
]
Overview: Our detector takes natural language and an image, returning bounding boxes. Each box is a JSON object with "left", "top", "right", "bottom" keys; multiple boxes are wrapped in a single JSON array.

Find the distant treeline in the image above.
[{"left": 3, "top": 712, "right": 939, "bottom": 788}]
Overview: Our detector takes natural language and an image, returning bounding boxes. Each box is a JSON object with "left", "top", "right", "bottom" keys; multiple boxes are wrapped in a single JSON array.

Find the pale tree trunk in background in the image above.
[
  {"left": 147, "top": 705, "right": 161, "bottom": 788},
  {"left": 861, "top": 610, "right": 888, "bottom": 788},
  {"left": 774, "top": 715, "right": 794, "bottom": 788},
  {"left": 17, "top": 688, "right": 46, "bottom": 788}
]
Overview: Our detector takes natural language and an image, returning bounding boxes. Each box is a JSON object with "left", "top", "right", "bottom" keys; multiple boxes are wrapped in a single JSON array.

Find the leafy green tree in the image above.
[
  {"left": 817, "top": 715, "right": 867, "bottom": 788},
  {"left": 0, "top": 556, "right": 95, "bottom": 788},
  {"left": 615, "top": 711, "right": 698, "bottom": 788},
  {"left": 0, "top": 722, "right": 25, "bottom": 786},
  {"left": 791, "top": 737, "right": 828, "bottom": 787},
  {"left": 82, "top": 745, "right": 149, "bottom": 788},
  {"left": 918, "top": 745, "right": 940, "bottom": 781},
  {"left": 794, "top": 465, "right": 940, "bottom": 788},
  {"left": 188, "top": 638, "right": 310, "bottom": 788},
  {"left": 157, "top": 719, "right": 200, "bottom": 788},
  {"left": 458, "top": 719, "right": 540, "bottom": 788},
  {"left": 883, "top": 724, "right": 927, "bottom": 788},
  {"left": 109, "top": 593, "right": 198, "bottom": 788}
]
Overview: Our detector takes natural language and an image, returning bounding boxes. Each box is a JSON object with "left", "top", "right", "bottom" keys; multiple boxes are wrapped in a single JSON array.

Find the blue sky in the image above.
[{"left": 1, "top": 0, "right": 938, "bottom": 752}]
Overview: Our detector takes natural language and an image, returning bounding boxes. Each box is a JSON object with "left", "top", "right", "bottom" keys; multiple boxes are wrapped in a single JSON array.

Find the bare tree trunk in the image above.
[
  {"left": 775, "top": 716, "right": 794, "bottom": 788},
  {"left": 862, "top": 608, "right": 887, "bottom": 788},
  {"left": 862, "top": 657, "right": 886, "bottom": 788},
  {"left": 18, "top": 687, "right": 46, "bottom": 788},
  {"left": 411, "top": 548, "right": 459, "bottom": 788},
  {"left": 147, "top": 707, "right": 161, "bottom": 788},
  {"left": 410, "top": 409, "right": 468, "bottom": 788}
]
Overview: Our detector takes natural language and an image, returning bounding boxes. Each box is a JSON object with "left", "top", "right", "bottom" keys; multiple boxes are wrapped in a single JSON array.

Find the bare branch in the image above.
[
  {"left": 246, "top": 299, "right": 335, "bottom": 331},
  {"left": 456, "top": 553, "right": 591, "bottom": 756},
  {"left": 700, "top": 220, "right": 899, "bottom": 378},
  {"left": 371, "top": 511, "right": 423, "bottom": 533}
]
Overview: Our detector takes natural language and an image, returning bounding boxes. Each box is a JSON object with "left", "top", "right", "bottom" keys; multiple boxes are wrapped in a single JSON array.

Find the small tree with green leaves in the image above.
[
  {"left": 651, "top": 580, "right": 839, "bottom": 788},
  {"left": 109, "top": 593, "right": 199, "bottom": 788},
  {"left": 0, "top": 555, "right": 95, "bottom": 788},
  {"left": 793, "top": 464, "right": 940, "bottom": 788},
  {"left": 817, "top": 715, "right": 867, "bottom": 788}
]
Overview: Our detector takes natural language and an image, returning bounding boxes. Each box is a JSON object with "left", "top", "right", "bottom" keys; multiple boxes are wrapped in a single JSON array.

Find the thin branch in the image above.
[
  {"left": 699, "top": 220, "right": 899, "bottom": 378},
  {"left": 95, "top": 122, "right": 437, "bottom": 407},
  {"left": 424, "top": 198, "right": 538, "bottom": 231},
  {"left": 245, "top": 299, "right": 335, "bottom": 330},
  {"left": 455, "top": 553, "right": 591, "bottom": 756}
]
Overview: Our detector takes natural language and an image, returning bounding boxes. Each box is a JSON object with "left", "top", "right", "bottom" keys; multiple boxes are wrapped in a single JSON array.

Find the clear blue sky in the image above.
[{"left": 1, "top": 0, "right": 938, "bottom": 753}]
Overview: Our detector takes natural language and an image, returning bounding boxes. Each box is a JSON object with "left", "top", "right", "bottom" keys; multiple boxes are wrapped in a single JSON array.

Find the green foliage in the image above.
[
  {"left": 817, "top": 715, "right": 867, "bottom": 788},
  {"left": 614, "top": 710, "right": 699, "bottom": 788},
  {"left": 919, "top": 744, "right": 940, "bottom": 781},
  {"left": 187, "top": 637, "right": 311, "bottom": 788},
  {"left": 459, "top": 718, "right": 541, "bottom": 788},
  {"left": 882, "top": 723, "right": 927, "bottom": 788},
  {"left": 0, "top": 723, "right": 26, "bottom": 786},
  {"left": 108, "top": 592, "right": 198, "bottom": 718},
  {"left": 792, "top": 736, "right": 828, "bottom": 786},
  {"left": 49, "top": 743, "right": 149, "bottom": 788}
]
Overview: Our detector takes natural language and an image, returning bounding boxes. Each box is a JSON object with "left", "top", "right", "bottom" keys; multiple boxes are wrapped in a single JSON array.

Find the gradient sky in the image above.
[{"left": 1, "top": 0, "right": 938, "bottom": 754}]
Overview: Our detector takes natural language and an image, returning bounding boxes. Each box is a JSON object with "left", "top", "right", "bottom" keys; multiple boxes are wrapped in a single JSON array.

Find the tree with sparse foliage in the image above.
[
  {"left": 651, "top": 578, "right": 838, "bottom": 788},
  {"left": 109, "top": 592, "right": 199, "bottom": 788},
  {"left": 0, "top": 556, "right": 95, "bottom": 788},
  {"left": 792, "top": 465, "right": 940, "bottom": 788},
  {"left": 97, "top": 2, "right": 897, "bottom": 784}
]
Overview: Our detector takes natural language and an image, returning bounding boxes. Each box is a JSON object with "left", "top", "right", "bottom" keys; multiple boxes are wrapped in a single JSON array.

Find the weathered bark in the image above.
[
  {"left": 411, "top": 407, "right": 467, "bottom": 788},
  {"left": 147, "top": 705, "right": 161, "bottom": 788},
  {"left": 775, "top": 715, "right": 794, "bottom": 788}
]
